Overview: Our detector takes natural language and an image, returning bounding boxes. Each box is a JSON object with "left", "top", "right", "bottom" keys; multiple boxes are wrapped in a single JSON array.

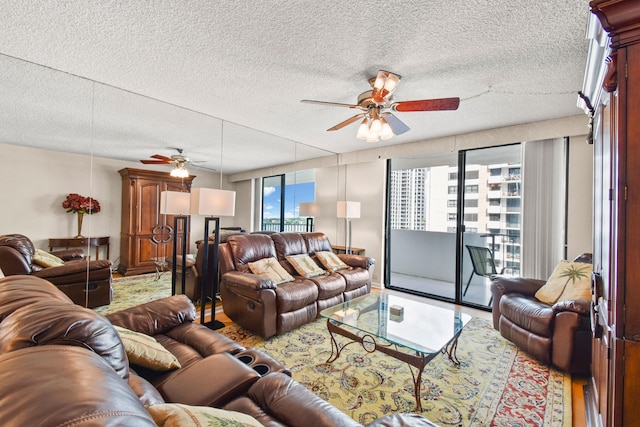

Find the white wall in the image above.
[
  {"left": 0, "top": 143, "right": 232, "bottom": 268},
  {"left": 567, "top": 135, "right": 594, "bottom": 259}
]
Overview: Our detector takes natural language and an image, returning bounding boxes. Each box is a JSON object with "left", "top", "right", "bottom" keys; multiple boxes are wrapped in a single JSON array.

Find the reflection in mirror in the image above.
[{"left": 0, "top": 53, "right": 336, "bottom": 285}]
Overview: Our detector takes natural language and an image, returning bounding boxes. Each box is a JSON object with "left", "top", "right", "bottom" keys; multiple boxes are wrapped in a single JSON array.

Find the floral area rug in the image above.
[
  {"left": 93, "top": 272, "right": 172, "bottom": 315},
  {"left": 220, "top": 317, "right": 572, "bottom": 427}
]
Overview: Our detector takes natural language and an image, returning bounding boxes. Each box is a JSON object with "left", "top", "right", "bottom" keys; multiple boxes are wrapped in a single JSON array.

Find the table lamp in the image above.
[
  {"left": 299, "top": 202, "right": 319, "bottom": 232},
  {"left": 337, "top": 201, "right": 360, "bottom": 254}
]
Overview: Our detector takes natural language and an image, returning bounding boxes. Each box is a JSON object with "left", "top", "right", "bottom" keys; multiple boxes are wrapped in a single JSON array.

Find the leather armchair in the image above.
[
  {"left": 490, "top": 253, "right": 592, "bottom": 374},
  {"left": 0, "top": 234, "right": 112, "bottom": 308}
]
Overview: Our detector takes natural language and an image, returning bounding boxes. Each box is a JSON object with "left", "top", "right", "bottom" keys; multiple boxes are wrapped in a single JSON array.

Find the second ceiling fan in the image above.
[{"left": 301, "top": 70, "right": 460, "bottom": 142}]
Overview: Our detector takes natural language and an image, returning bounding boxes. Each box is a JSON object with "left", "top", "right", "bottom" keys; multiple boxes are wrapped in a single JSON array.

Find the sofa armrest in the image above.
[
  {"left": 107, "top": 295, "right": 197, "bottom": 336},
  {"left": 338, "top": 254, "right": 375, "bottom": 271},
  {"left": 243, "top": 372, "right": 361, "bottom": 427},
  {"left": 222, "top": 271, "right": 277, "bottom": 299},
  {"left": 0, "top": 246, "right": 31, "bottom": 275},
  {"left": 552, "top": 298, "right": 591, "bottom": 315},
  {"left": 155, "top": 352, "right": 260, "bottom": 407},
  {"left": 490, "top": 276, "right": 546, "bottom": 329},
  {"left": 50, "top": 249, "right": 85, "bottom": 261}
]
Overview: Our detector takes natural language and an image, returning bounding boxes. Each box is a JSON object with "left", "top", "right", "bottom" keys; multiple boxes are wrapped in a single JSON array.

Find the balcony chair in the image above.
[
  {"left": 0, "top": 234, "right": 112, "bottom": 308},
  {"left": 464, "top": 245, "right": 503, "bottom": 303}
]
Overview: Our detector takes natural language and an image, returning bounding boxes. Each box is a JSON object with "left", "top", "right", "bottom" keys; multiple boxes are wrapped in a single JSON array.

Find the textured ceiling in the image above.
[{"left": 0, "top": 1, "right": 591, "bottom": 174}]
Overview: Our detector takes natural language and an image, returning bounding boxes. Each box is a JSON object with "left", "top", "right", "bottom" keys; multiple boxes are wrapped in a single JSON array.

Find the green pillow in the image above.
[
  {"left": 286, "top": 254, "right": 325, "bottom": 278},
  {"left": 248, "top": 257, "right": 294, "bottom": 284},
  {"left": 114, "top": 325, "right": 181, "bottom": 371},
  {"left": 32, "top": 249, "right": 65, "bottom": 268},
  {"left": 315, "top": 251, "right": 349, "bottom": 272},
  {"left": 148, "top": 403, "right": 262, "bottom": 427}
]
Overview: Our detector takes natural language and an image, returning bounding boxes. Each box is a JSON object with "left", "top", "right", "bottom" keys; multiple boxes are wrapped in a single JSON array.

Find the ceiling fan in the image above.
[
  {"left": 140, "top": 148, "right": 207, "bottom": 177},
  {"left": 301, "top": 70, "right": 460, "bottom": 142}
]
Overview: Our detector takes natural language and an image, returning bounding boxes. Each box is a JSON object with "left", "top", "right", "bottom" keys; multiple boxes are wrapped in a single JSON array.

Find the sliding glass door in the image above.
[
  {"left": 460, "top": 145, "right": 522, "bottom": 307},
  {"left": 386, "top": 144, "right": 522, "bottom": 309}
]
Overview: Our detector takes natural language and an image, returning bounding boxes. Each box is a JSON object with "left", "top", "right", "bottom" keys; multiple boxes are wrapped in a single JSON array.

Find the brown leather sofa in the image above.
[
  {"left": 219, "top": 232, "right": 375, "bottom": 338},
  {"left": 0, "top": 275, "right": 436, "bottom": 427},
  {"left": 0, "top": 233, "right": 112, "bottom": 307},
  {"left": 490, "top": 253, "right": 592, "bottom": 374}
]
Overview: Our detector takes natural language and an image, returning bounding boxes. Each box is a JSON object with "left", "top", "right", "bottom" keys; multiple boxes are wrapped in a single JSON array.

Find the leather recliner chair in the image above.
[
  {"left": 490, "top": 253, "right": 592, "bottom": 374},
  {"left": 0, "top": 233, "right": 112, "bottom": 308}
]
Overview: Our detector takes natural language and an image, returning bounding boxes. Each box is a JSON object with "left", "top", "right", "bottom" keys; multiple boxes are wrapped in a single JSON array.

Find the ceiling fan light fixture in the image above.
[
  {"left": 170, "top": 163, "right": 189, "bottom": 178},
  {"left": 356, "top": 118, "right": 369, "bottom": 140}
]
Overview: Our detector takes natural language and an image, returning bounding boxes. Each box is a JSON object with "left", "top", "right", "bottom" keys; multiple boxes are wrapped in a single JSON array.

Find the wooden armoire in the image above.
[
  {"left": 118, "top": 168, "right": 194, "bottom": 276},
  {"left": 586, "top": 1, "right": 640, "bottom": 426}
]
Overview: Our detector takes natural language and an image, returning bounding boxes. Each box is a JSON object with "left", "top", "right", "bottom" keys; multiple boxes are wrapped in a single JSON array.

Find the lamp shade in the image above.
[
  {"left": 190, "top": 188, "right": 236, "bottom": 217},
  {"left": 160, "top": 191, "right": 191, "bottom": 215},
  {"left": 299, "top": 202, "right": 319, "bottom": 217},
  {"left": 337, "top": 201, "right": 361, "bottom": 219}
]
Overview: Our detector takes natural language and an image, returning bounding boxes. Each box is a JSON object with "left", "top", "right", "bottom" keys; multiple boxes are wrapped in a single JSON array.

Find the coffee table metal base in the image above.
[{"left": 325, "top": 319, "right": 462, "bottom": 412}]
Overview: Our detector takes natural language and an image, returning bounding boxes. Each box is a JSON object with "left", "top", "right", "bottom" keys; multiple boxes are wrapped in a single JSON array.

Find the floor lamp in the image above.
[
  {"left": 337, "top": 201, "right": 361, "bottom": 254},
  {"left": 190, "top": 187, "right": 236, "bottom": 330},
  {"left": 299, "top": 202, "right": 319, "bottom": 232},
  {"left": 160, "top": 191, "right": 191, "bottom": 296}
]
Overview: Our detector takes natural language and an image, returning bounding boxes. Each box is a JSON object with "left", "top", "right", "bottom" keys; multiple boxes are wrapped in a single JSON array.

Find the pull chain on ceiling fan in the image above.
[{"left": 301, "top": 70, "right": 460, "bottom": 142}]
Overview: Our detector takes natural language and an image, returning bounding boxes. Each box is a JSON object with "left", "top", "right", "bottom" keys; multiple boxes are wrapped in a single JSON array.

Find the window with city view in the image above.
[{"left": 261, "top": 170, "right": 316, "bottom": 232}]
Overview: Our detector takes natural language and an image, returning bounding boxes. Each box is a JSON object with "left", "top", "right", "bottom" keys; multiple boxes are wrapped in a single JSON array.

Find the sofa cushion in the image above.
[
  {"left": 535, "top": 260, "right": 592, "bottom": 304},
  {"left": 249, "top": 257, "right": 294, "bottom": 284},
  {"left": 114, "top": 325, "right": 181, "bottom": 371},
  {"left": 0, "top": 276, "right": 73, "bottom": 321},
  {"left": 149, "top": 403, "right": 262, "bottom": 427},
  {"left": 275, "top": 280, "right": 319, "bottom": 313},
  {"left": 499, "top": 294, "right": 555, "bottom": 337},
  {"left": 315, "top": 251, "right": 349, "bottom": 272},
  {"left": 286, "top": 254, "right": 326, "bottom": 278}
]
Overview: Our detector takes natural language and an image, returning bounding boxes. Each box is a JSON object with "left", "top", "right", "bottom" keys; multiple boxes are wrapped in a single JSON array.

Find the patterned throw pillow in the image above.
[
  {"left": 535, "top": 260, "right": 592, "bottom": 305},
  {"left": 148, "top": 403, "right": 263, "bottom": 427},
  {"left": 315, "top": 251, "right": 349, "bottom": 272},
  {"left": 286, "top": 254, "right": 326, "bottom": 278},
  {"left": 32, "top": 249, "right": 65, "bottom": 268},
  {"left": 113, "top": 325, "right": 181, "bottom": 371},
  {"left": 248, "top": 257, "right": 294, "bottom": 284}
]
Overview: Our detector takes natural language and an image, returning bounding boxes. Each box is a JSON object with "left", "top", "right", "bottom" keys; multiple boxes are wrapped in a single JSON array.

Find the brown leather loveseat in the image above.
[
  {"left": 0, "top": 275, "right": 435, "bottom": 427},
  {"left": 0, "top": 233, "right": 112, "bottom": 307},
  {"left": 490, "top": 253, "right": 592, "bottom": 374},
  {"left": 219, "top": 232, "right": 375, "bottom": 338}
]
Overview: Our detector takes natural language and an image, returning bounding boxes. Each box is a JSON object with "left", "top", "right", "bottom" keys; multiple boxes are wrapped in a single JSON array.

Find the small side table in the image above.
[
  {"left": 331, "top": 245, "right": 365, "bottom": 255},
  {"left": 49, "top": 236, "right": 110, "bottom": 260}
]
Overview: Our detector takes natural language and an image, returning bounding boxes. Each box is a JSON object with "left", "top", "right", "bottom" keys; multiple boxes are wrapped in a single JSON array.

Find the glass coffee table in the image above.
[{"left": 319, "top": 291, "right": 471, "bottom": 411}]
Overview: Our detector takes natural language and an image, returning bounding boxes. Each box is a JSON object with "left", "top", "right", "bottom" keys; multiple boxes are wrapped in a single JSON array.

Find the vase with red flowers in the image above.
[{"left": 62, "top": 193, "right": 101, "bottom": 238}]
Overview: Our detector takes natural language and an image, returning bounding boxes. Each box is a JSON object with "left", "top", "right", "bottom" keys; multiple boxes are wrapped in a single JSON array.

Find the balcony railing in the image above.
[{"left": 261, "top": 222, "right": 309, "bottom": 232}]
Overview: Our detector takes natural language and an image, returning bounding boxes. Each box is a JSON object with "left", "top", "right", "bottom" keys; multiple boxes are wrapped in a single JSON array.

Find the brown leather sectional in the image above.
[
  {"left": 219, "top": 232, "right": 375, "bottom": 338},
  {"left": 0, "top": 275, "right": 436, "bottom": 426}
]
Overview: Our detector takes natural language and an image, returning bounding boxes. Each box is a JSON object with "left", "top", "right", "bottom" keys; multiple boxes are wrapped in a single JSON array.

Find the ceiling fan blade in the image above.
[
  {"left": 140, "top": 160, "right": 171, "bottom": 164},
  {"left": 301, "top": 99, "right": 361, "bottom": 109},
  {"left": 151, "top": 154, "right": 172, "bottom": 161},
  {"left": 371, "top": 70, "right": 402, "bottom": 103},
  {"left": 382, "top": 112, "right": 410, "bottom": 135},
  {"left": 392, "top": 97, "right": 460, "bottom": 112},
  {"left": 327, "top": 113, "right": 366, "bottom": 131}
]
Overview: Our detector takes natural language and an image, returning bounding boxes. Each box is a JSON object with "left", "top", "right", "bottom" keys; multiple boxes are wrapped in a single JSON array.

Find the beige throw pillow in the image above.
[
  {"left": 535, "top": 260, "right": 592, "bottom": 305},
  {"left": 248, "top": 257, "right": 294, "bottom": 284},
  {"left": 316, "top": 251, "right": 349, "bottom": 272},
  {"left": 286, "top": 254, "right": 326, "bottom": 278},
  {"left": 113, "top": 325, "right": 181, "bottom": 371},
  {"left": 148, "top": 403, "right": 263, "bottom": 427},
  {"left": 32, "top": 249, "right": 65, "bottom": 268}
]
